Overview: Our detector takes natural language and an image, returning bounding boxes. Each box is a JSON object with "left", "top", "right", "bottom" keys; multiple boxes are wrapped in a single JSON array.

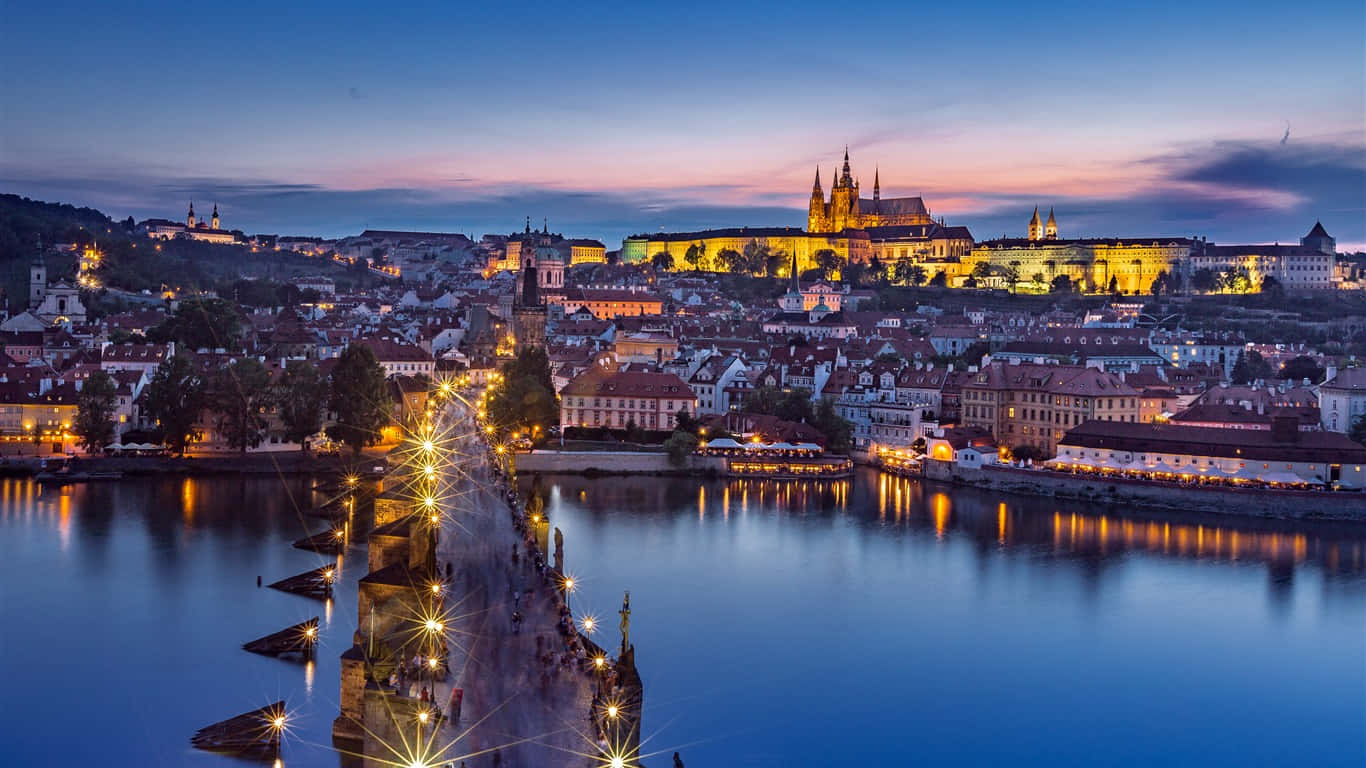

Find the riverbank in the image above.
[
  {"left": 924, "top": 460, "right": 1366, "bottom": 521},
  {"left": 0, "top": 452, "right": 383, "bottom": 478},
  {"left": 515, "top": 449, "right": 853, "bottom": 478}
]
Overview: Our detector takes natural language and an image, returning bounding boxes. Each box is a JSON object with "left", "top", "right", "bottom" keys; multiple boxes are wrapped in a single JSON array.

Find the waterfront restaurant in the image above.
[{"left": 1049, "top": 418, "right": 1366, "bottom": 489}]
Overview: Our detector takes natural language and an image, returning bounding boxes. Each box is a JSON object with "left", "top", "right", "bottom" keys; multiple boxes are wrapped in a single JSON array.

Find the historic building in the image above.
[
  {"left": 807, "top": 148, "right": 933, "bottom": 233},
  {"left": 961, "top": 209, "right": 1199, "bottom": 293},
  {"left": 1189, "top": 222, "right": 1338, "bottom": 290},
  {"left": 139, "top": 202, "right": 240, "bottom": 244}
]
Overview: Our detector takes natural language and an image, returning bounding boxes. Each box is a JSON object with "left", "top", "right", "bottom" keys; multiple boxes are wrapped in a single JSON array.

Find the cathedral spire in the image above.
[
  {"left": 789, "top": 248, "right": 799, "bottom": 293},
  {"left": 873, "top": 167, "right": 880, "bottom": 201},
  {"left": 841, "top": 146, "right": 852, "bottom": 185},
  {"left": 525, "top": 216, "right": 531, "bottom": 234},
  {"left": 812, "top": 167, "right": 822, "bottom": 194}
]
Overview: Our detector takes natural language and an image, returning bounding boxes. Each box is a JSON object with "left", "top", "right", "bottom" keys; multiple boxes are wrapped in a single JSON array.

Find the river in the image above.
[{"left": 2, "top": 470, "right": 1363, "bottom": 766}]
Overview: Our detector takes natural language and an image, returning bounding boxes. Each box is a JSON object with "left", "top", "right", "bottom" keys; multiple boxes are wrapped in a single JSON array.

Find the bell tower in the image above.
[
  {"left": 187, "top": 201, "right": 196, "bottom": 229},
  {"left": 1045, "top": 208, "right": 1058, "bottom": 240},
  {"left": 1028, "top": 206, "right": 1043, "bottom": 241},
  {"left": 211, "top": 203, "right": 220, "bottom": 230},
  {"left": 29, "top": 242, "right": 47, "bottom": 308}
]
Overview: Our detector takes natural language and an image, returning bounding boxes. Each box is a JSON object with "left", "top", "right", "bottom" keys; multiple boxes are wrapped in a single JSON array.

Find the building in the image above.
[
  {"left": 1320, "top": 367, "right": 1366, "bottom": 433},
  {"left": 139, "top": 203, "right": 241, "bottom": 244},
  {"left": 1190, "top": 223, "right": 1338, "bottom": 290},
  {"left": 613, "top": 332, "right": 678, "bottom": 365},
  {"left": 961, "top": 361, "right": 1141, "bottom": 456},
  {"left": 622, "top": 226, "right": 870, "bottom": 275},
  {"left": 1054, "top": 418, "right": 1366, "bottom": 488},
  {"left": 559, "top": 368, "right": 697, "bottom": 432},
  {"left": 354, "top": 336, "right": 434, "bottom": 378},
  {"left": 964, "top": 211, "right": 1199, "bottom": 293},
  {"left": 558, "top": 287, "right": 662, "bottom": 318},
  {"left": 807, "top": 149, "right": 933, "bottom": 233}
]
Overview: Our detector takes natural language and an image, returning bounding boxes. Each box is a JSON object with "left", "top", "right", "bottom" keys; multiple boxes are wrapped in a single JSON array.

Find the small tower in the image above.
[
  {"left": 1301, "top": 221, "right": 1335, "bottom": 255},
  {"left": 211, "top": 204, "right": 220, "bottom": 230},
  {"left": 187, "top": 201, "right": 196, "bottom": 229},
  {"left": 1028, "top": 206, "right": 1043, "bottom": 241},
  {"left": 29, "top": 240, "right": 47, "bottom": 308},
  {"left": 1045, "top": 208, "right": 1058, "bottom": 240},
  {"left": 779, "top": 249, "right": 804, "bottom": 312},
  {"left": 872, "top": 167, "right": 881, "bottom": 203}
]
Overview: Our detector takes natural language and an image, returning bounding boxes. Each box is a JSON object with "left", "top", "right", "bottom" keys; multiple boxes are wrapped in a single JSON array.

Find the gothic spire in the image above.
[
  {"left": 812, "top": 167, "right": 822, "bottom": 194},
  {"left": 873, "top": 167, "right": 880, "bottom": 197},
  {"left": 789, "top": 248, "right": 799, "bottom": 293}
]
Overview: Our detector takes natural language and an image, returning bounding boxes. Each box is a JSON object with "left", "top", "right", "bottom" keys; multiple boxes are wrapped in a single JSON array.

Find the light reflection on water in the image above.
[{"left": 532, "top": 469, "right": 1366, "bottom": 767}]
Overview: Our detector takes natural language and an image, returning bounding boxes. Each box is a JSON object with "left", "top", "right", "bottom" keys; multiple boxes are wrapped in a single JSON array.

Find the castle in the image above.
[
  {"left": 807, "top": 148, "right": 933, "bottom": 233},
  {"left": 138, "top": 202, "right": 240, "bottom": 244}
]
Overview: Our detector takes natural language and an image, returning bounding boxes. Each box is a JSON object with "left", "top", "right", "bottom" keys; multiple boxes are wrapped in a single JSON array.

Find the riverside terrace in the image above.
[{"left": 1049, "top": 419, "right": 1366, "bottom": 489}]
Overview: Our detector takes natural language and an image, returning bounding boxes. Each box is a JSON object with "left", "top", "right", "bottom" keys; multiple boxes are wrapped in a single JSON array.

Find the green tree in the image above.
[
  {"left": 486, "top": 345, "right": 558, "bottom": 435},
  {"left": 1107, "top": 275, "right": 1119, "bottom": 294},
  {"left": 892, "top": 257, "right": 913, "bottom": 286},
  {"left": 329, "top": 344, "right": 392, "bottom": 456},
  {"left": 650, "top": 251, "right": 674, "bottom": 271},
  {"left": 674, "top": 407, "right": 699, "bottom": 434},
  {"left": 209, "top": 357, "right": 273, "bottom": 454},
  {"left": 814, "top": 249, "right": 845, "bottom": 280},
  {"left": 811, "top": 397, "right": 852, "bottom": 454},
  {"left": 1030, "top": 272, "right": 1045, "bottom": 290},
  {"left": 1050, "top": 274, "right": 1072, "bottom": 293},
  {"left": 664, "top": 430, "right": 699, "bottom": 466},
  {"left": 971, "top": 262, "right": 992, "bottom": 280},
  {"left": 765, "top": 248, "right": 787, "bottom": 278},
  {"left": 907, "top": 264, "right": 928, "bottom": 287},
  {"left": 1260, "top": 274, "right": 1284, "bottom": 298},
  {"left": 148, "top": 296, "right": 243, "bottom": 350},
  {"left": 74, "top": 369, "right": 118, "bottom": 453},
  {"left": 1191, "top": 268, "right": 1217, "bottom": 293},
  {"left": 867, "top": 256, "right": 886, "bottom": 284},
  {"left": 928, "top": 270, "right": 947, "bottom": 287},
  {"left": 145, "top": 354, "right": 207, "bottom": 455},
  {"left": 741, "top": 239, "right": 770, "bottom": 276},
  {"left": 1221, "top": 266, "right": 1252, "bottom": 294},
  {"left": 1002, "top": 264, "right": 1021, "bottom": 292},
  {"left": 277, "top": 359, "right": 328, "bottom": 448}
]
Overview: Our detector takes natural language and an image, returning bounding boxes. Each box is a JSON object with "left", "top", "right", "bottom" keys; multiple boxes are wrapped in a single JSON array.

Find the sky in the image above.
[{"left": 2, "top": 0, "right": 1364, "bottom": 249}]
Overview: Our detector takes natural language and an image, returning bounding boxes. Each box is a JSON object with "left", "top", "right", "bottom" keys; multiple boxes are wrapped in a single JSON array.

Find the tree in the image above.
[
  {"left": 971, "top": 262, "right": 992, "bottom": 280},
  {"left": 744, "top": 385, "right": 812, "bottom": 422},
  {"left": 1279, "top": 355, "right": 1325, "bottom": 383},
  {"left": 1150, "top": 270, "right": 1170, "bottom": 296},
  {"left": 144, "top": 354, "right": 206, "bottom": 455},
  {"left": 810, "top": 397, "right": 852, "bottom": 454},
  {"left": 1230, "top": 350, "right": 1274, "bottom": 385},
  {"left": 209, "top": 357, "right": 273, "bottom": 454},
  {"left": 1221, "top": 266, "right": 1252, "bottom": 294},
  {"left": 1350, "top": 414, "right": 1366, "bottom": 447},
  {"left": 1050, "top": 274, "right": 1073, "bottom": 293},
  {"left": 683, "top": 243, "right": 702, "bottom": 270},
  {"left": 664, "top": 430, "right": 699, "bottom": 466},
  {"left": 928, "top": 270, "right": 947, "bottom": 287},
  {"left": 624, "top": 419, "right": 647, "bottom": 443},
  {"left": 148, "top": 296, "right": 243, "bottom": 351},
  {"left": 277, "top": 359, "right": 327, "bottom": 448},
  {"left": 1260, "top": 274, "right": 1283, "bottom": 298},
  {"left": 716, "top": 248, "right": 744, "bottom": 273},
  {"left": 674, "top": 407, "right": 700, "bottom": 435},
  {"left": 486, "top": 345, "right": 558, "bottom": 435},
  {"left": 1191, "top": 267, "right": 1218, "bottom": 293},
  {"left": 1010, "top": 444, "right": 1045, "bottom": 463},
  {"left": 814, "top": 249, "right": 845, "bottom": 280},
  {"left": 907, "top": 264, "right": 927, "bottom": 287},
  {"left": 892, "top": 258, "right": 913, "bottom": 286},
  {"left": 329, "top": 344, "right": 392, "bottom": 456},
  {"left": 650, "top": 251, "right": 674, "bottom": 271},
  {"left": 764, "top": 248, "right": 786, "bottom": 278},
  {"left": 741, "top": 239, "right": 770, "bottom": 276},
  {"left": 74, "top": 369, "right": 118, "bottom": 453},
  {"left": 1030, "top": 272, "right": 1045, "bottom": 291},
  {"left": 868, "top": 256, "right": 886, "bottom": 285}
]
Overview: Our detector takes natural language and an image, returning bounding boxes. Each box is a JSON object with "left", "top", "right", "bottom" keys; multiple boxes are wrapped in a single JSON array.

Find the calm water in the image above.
[{"left": 2, "top": 471, "right": 1364, "bottom": 767}]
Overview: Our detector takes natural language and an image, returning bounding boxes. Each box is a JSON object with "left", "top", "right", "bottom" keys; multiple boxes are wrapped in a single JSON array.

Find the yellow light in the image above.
[
  {"left": 333, "top": 529, "right": 345, "bottom": 539},
  {"left": 611, "top": 758, "right": 625, "bottom": 768},
  {"left": 606, "top": 704, "right": 619, "bottom": 718},
  {"left": 418, "top": 711, "right": 429, "bottom": 724},
  {"left": 421, "top": 440, "right": 435, "bottom": 453},
  {"left": 594, "top": 655, "right": 606, "bottom": 668},
  {"left": 531, "top": 514, "right": 541, "bottom": 524},
  {"left": 272, "top": 716, "right": 285, "bottom": 729},
  {"left": 429, "top": 513, "right": 440, "bottom": 524},
  {"left": 431, "top": 583, "right": 442, "bottom": 594},
  {"left": 425, "top": 619, "right": 443, "bottom": 633},
  {"left": 563, "top": 577, "right": 575, "bottom": 592},
  {"left": 305, "top": 626, "right": 316, "bottom": 637},
  {"left": 582, "top": 617, "right": 595, "bottom": 632},
  {"left": 495, "top": 446, "right": 505, "bottom": 455},
  {"left": 323, "top": 568, "right": 335, "bottom": 581},
  {"left": 428, "top": 657, "right": 438, "bottom": 668}
]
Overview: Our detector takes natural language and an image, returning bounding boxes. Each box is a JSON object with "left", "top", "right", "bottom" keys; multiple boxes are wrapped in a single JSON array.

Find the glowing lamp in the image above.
[
  {"left": 606, "top": 704, "right": 619, "bottom": 718},
  {"left": 272, "top": 716, "right": 286, "bottom": 729}
]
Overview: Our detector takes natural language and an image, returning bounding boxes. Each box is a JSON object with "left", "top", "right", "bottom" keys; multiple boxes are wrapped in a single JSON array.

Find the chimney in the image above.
[{"left": 1271, "top": 415, "right": 1298, "bottom": 443}]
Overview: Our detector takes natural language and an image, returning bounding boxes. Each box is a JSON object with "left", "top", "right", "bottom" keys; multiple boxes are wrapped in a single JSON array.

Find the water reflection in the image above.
[{"left": 536, "top": 470, "right": 1366, "bottom": 583}]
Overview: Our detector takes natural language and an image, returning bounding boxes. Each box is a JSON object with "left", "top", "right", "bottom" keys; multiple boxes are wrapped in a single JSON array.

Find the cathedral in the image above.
[{"left": 807, "top": 148, "right": 933, "bottom": 233}]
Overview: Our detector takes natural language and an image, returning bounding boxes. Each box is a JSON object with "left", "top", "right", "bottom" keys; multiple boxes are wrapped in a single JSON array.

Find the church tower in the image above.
[
  {"left": 211, "top": 204, "right": 220, "bottom": 230},
  {"left": 187, "top": 201, "right": 196, "bottom": 229},
  {"left": 807, "top": 168, "right": 826, "bottom": 232},
  {"left": 1045, "top": 208, "right": 1057, "bottom": 240},
  {"left": 29, "top": 242, "right": 47, "bottom": 308},
  {"left": 1028, "top": 206, "right": 1043, "bottom": 241},
  {"left": 829, "top": 147, "right": 858, "bottom": 233}
]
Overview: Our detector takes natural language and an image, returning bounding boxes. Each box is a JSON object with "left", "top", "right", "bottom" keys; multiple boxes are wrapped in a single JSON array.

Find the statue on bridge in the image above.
[
  {"left": 619, "top": 590, "right": 631, "bottom": 655},
  {"left": 553, "top": 527, "right": 564, "bottom": 573}
]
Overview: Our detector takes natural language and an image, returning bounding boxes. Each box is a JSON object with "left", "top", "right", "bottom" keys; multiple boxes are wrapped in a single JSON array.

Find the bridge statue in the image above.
[
  {"left": 553, "top": 527, "right": 564, "bottom": 573},
  {"left": 619, "top": 590, "right": 631, "bottom": 654}
]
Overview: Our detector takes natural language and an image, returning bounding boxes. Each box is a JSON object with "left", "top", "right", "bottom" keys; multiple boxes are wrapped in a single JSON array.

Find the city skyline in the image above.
[{"left": 2, "top": 0, "right": 1364, "bottom": 247}]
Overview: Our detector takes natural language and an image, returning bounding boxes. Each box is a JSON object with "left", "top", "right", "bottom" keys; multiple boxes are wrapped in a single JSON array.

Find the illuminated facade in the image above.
[
  {"left": 962, "top": 209, "right": 1198, "bottom": 293},
  {"left": 1189, "top": 223, "right": 1338, "bottom": 290},
  {"left": 807, "top": 148, "right": 933, "bottom": 233},
  {"left": 621, "top": 226, "right": 870, "bottom": 274}
]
